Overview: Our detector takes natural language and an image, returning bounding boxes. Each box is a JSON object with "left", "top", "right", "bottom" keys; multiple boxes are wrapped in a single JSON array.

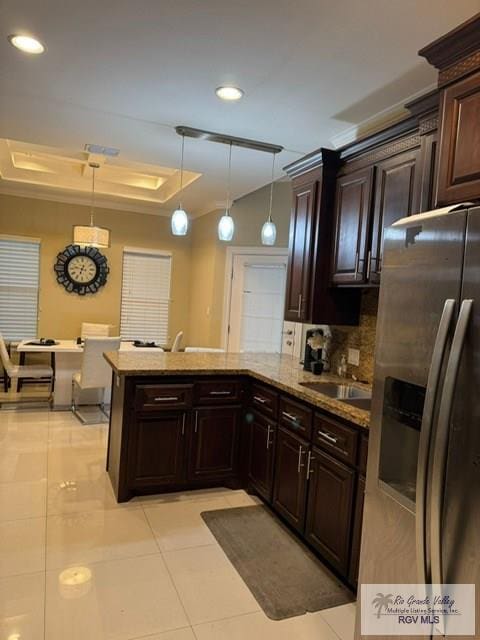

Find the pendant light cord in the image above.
[
  {"left": 179, "top": 134, "right": 185, "bottom": 207},
  {"left": 268, "top": 153, "right": 275, "bottom": 222},
  {"left": 226, "top": 142, "right": 232, "bottom": 214},
  {"left": 90, "top": 164, "right": 97, "bottom": 227}
]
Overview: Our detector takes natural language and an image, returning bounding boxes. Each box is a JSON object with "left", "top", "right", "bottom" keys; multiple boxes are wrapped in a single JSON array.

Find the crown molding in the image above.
[{"left": 0, "top": 182, "right": 172, "bottom": 217}]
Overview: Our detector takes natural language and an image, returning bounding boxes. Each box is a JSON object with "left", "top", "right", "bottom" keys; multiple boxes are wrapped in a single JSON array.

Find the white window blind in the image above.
[
  {"left": 120, "top": 249, "right": 171, "bottom": 344},
  {"left": 0, "top": 237, "right": 40, "bottom": 341}
]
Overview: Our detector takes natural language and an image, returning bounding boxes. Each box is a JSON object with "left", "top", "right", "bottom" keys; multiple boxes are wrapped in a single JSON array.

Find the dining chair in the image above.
[
  {"left": 184, "top": 347, "right": 225, "bottom": 352},
  {"left": 171, "top": 331, "right": 184, "bottom": 352},
  {"left": 0, "top": 332, "right": 54, "bottom": 399},
  {"left": 80, "top": 322, "right": 112, "bottom": 338},
  {"left": 71, "top": 336, "right": 120, "bottom": 424}
]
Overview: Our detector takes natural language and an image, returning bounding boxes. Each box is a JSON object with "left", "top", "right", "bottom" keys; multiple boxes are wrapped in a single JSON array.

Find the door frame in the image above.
[{"left": 221, "top": 246, "right": 289, "bottom": 351}]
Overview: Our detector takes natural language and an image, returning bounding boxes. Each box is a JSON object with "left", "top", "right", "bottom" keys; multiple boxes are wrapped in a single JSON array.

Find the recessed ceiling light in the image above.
[
  {"left": 8, "top": 34, "right": 45, "bottom": 54},
  {"left": 215, "top": 86, "right": 244, "bottom": 101}
]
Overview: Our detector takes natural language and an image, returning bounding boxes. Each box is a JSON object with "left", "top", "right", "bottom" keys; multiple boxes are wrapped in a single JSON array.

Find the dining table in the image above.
[{"left": 16, "top": 339, "right": 163, "bottom": 409}]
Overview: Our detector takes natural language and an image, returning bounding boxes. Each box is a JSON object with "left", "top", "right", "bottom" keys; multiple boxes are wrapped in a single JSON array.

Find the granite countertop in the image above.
[{"left": 104, "top": 351, "right": 371, "bottom": 429}]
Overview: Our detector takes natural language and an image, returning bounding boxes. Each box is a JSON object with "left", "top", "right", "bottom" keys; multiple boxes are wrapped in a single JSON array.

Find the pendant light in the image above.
[
  {"left": 261, "top": 153, "right": 277, "bottom": 246},
  {"left": 73, "top": 162, "right": 110, "bottom": 248},
  {"left": 171, "top": 134, "right": 189, "bottom": 236},
  {"left": 218, "top": 142, "right": 235, "bottom": 242}
]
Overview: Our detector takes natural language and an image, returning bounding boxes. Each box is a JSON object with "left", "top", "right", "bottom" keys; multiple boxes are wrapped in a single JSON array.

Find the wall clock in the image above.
[{"left": 54, "top": 244, "right": 109, "bottom": 295}]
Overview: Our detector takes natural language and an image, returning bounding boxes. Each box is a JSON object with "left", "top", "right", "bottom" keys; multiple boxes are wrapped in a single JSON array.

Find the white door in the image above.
[{"left": 227, "top": 254, "right": 287, "bottom": 353}]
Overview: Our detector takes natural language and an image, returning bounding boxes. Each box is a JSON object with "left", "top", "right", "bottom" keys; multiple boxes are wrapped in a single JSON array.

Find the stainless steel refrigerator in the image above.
[{"left": 356, "top": 205, "right": 479, "bottom": 639}]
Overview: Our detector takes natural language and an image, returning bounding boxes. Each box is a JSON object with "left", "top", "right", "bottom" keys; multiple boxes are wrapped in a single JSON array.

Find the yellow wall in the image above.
[
  {"left": 0, "top": 180, "right": 292, "bottom": 346},
  {"left": 188, "top": 181, "right": 292, "bottom": 346},
  {"left": 0, "top": 194, "right": 192, "bottom": 342}
]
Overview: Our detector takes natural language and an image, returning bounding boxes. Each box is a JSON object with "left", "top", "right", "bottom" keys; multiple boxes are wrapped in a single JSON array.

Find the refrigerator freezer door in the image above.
[
  {"left": 437, "top": 207, "right": 480, "bottom": 639},
  {"left": 356, "top": 209, "right": 467, "bottom": 640}
]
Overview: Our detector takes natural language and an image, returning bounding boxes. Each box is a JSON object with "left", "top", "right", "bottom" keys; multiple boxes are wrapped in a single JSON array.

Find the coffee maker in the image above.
[{"left": 303, "top": 328, "right": 325, "bottom": 374}]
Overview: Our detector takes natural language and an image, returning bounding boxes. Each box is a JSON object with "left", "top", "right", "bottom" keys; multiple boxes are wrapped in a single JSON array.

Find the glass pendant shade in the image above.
[
  {"left": 218, "top": 213, "right": 234, "bottom": 241},
  {"left": 73, "top": 225, "right": 110, "bottom": 248},
  {"left": 261, "top": 219, "right": 277, "bottom": 246},
  {"left": 171, "top": 208, "right": 188, "bottom": 236}
]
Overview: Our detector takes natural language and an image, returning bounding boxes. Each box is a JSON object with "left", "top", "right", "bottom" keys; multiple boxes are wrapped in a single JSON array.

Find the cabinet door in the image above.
[
  {"left": 188, "top": 406, "right": 241, "bottom": 482},
  {"left": 284, "top": 181, "right": 316, "bottom": 321},
  {"left": 331, "top": 167, "right": 374, "bottom": 285},
  {"left": 128, "top": 411, "right": 186, "bottom": 488},
  {"left": 414, "top": 130, "right": 438, "bottom": 214},
  {"left": 436, "top": 70, "right": 480, "bottom": 205},
  {"left": 369, "top": 148, "right": 421, "bottom": 283},
  {"left": 248, "top": 410, "right": 276, "bottom": 503},
  {"left": 348, "top": 475, "right": 366, "bottom": 587},
  {"left": 272, "top": 427, "right": 308, "bottom": 533},
  {"left": 305, "top": 448, "right": 355, "bottom": 575}
]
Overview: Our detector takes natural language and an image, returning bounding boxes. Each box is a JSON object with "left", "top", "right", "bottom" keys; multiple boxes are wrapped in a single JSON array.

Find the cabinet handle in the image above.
[
  {"left": 297, "top": 293, "right": 302, "bottom": 318},
  {"left": 318, "top": 430, "right": 338, "bottom": 444},
  {"left": 209, "top": 390, "right": 230, "bottom": 396},
  {"left": 266, "top": 425, "right": 272, "bottom": 450},
  {"left": 282, "top": 410, "right": 300, "bottom": 425},
  {"left": 253, "top": 395, "right": 266, "bottom": 404},
  {"left": 306, "top": 450, "right": 315, "bottom": 479},
  {"left": 297, "top": 445, "right": 305, "bottom": 473},
  {"left": 366, "top": 250, "right": 372, "bottom": 280},
  {"left": 181, "top": 412, "right": 186, "bottom": 436},
  {"left": 154, "top": 396, "right": 179, "bottom": 402},
  {"left": 354, "top": 252, "right": 360, "bottom": 279},
  {"left": 194, "top": 410, "right": 198, "bottom": 434}
]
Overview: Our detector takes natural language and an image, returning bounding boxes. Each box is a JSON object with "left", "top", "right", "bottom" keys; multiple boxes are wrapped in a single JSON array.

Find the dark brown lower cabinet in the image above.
[
  {"left": 128, "top": 410, "right": 187, "bottom": 489},
  {"left": 348, "top": 475, "right": 366, "bottom": 586},
  {"left": 305, "top": 447, "right": 355, "bottom": 574},
  {"left": 247, "top": 410, "right": 276, "bottom": 503},
  {"left": 272, "top": 427, "right": 308, "bottom": 533},
  {"left": 188, "top": 406, "right": 241, "bottom": 482}
]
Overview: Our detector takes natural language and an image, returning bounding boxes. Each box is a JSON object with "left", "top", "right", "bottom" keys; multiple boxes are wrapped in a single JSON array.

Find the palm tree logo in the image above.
[{"left": 372, "top": 593, "right": 394, "bottom": 618}]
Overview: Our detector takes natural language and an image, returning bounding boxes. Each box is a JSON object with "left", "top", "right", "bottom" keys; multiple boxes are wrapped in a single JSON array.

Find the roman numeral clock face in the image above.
[{"left": 54, "top": 244, "right": 109, "bottom": 295}]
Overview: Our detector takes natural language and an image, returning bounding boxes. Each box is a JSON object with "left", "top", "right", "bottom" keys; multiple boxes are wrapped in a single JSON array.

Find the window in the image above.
[
  {"left": 120, "top": 248, "right": 172, "bottom": 344},
  {"left": 0, "top": 236, "right": 40, "bottom": 341}
]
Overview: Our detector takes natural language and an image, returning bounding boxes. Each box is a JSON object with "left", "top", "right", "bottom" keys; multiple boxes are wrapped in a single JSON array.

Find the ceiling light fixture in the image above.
[
  {"left": 171, "top": 134, "right": 189, "bottom": 236},
  {"left": 218, "top": 142, "right": 235, "bottom": 242},
  {"left": 73, "top": 163, "right": 110, "bottom": 248},
  {"left": 261, "top": 154, "right": 277, "bottom": 246},
  {"left": 8, "top": 34, "right": 45, "bottom": 54},
  {"left": 215, "top": 86, "right": 244, "bottom": 102}
]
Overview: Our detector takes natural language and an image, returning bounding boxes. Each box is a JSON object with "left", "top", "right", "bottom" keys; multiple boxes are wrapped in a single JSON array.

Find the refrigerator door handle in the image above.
[
  {"left": 415, "top": 299, "right": 456, "bottom": 584},
  {"left": 430, "top": 298, "right": 473, "bottom": 587}
]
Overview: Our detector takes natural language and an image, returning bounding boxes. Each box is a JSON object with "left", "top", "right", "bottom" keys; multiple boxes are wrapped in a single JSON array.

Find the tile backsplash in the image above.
[{"left": 329, "top": 289, "right": 379, "bottom": 384}]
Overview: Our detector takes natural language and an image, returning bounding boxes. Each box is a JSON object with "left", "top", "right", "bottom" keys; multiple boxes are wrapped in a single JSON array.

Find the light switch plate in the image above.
[{"left": 348, "top": 348, "right": 360, "bottom": 366}]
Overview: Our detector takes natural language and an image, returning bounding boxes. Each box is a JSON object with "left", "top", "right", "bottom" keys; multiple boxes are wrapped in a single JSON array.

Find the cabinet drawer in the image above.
[
  {"left": 193, "top": 379, "right": 243, "bottom": 405},
  {"left": 135, "top": 384, "right": 192, "bottom": 411},
  {"left": 314, "top": 414, "right": 358, "bottom": 466},
  {"left": 251, "top": 383, "right": 278, "bottom": 419},
  {"left": 279, "top": 396, "right": 312, "bottom": 439}
]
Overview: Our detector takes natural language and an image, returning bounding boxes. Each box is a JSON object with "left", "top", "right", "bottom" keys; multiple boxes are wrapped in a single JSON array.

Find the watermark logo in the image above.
[{"left": 361, "top": 584, "right": 475, "bottom": 635}]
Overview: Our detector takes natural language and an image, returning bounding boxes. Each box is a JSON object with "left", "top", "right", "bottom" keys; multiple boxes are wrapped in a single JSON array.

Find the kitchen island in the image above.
[{"left": 104, "top": 351, "right": 370, "bottom": 587}]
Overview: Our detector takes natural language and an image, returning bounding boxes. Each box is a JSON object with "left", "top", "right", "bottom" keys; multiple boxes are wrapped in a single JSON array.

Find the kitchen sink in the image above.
[{"left": 299, "top": 381, "right": 372, "bottom": 410}]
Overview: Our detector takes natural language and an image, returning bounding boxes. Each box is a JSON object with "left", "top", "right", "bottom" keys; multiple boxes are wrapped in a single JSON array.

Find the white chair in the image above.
[
  {"left": 0, "top": 332, "right": 53, "bottom": 398},
  {"left": 171, "top": 331, "right": 184, "bottom": 352},
  {"left": 81, "top": 322, "right": 112, "bottom": 338},
  {"left": 72, "top": 336, "right": 120, "bottom": 424},
  {"left": 184, "top": 347, "right": 225, "bottom": 352}
]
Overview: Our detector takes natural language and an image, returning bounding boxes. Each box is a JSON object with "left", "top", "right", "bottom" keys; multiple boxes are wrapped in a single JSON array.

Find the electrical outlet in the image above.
[{"left": 348, "top": 348, "right": 360, "bottom": 366}]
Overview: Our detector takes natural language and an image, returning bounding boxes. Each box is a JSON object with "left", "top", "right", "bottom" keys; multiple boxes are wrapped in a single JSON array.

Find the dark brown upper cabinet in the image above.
[
  {"left": 284, "top": 150, "right": 361, "bottom": 325},
  {"left": 435, "top": 72, "right": 480, "bottom": 205},
  {"left": 419, "top": 14, "right": 480, "bottom": 205},
  {"left": 331, "top": 167, "right": 374, "bottom": 285},
  {"left": 369, "top": 148, "right": 421, "bottom": 283},
  {"left": 284, "top": 180, "right": 316, "bottom": 321}
]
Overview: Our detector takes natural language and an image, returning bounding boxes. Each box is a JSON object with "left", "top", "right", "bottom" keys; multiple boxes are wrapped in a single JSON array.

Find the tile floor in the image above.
[{"left": 0, "top": 408, "right": 356, "bottom": 640}]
